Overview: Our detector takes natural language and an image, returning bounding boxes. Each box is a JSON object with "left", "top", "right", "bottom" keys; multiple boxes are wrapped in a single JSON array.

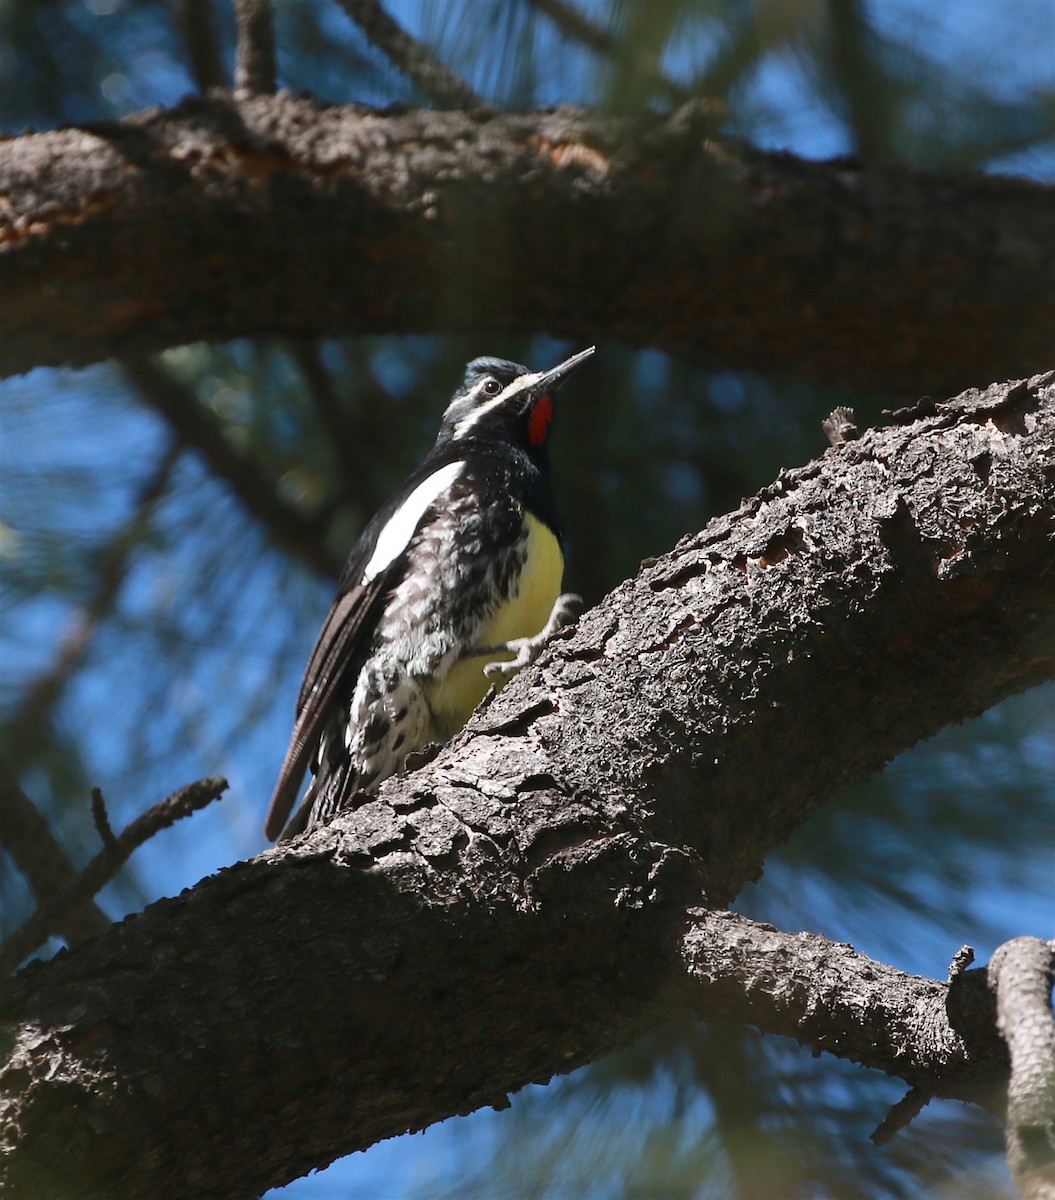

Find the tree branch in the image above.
[
  {"left": 529, "top": 0, "right": 692, "bottom": 106},
  {"left": 0, "top": 777, "right": 228, "bottom": 975},
  {"left": 1, "top": 445, "right": 180, "bottom": 950},
  {"left": 2, "top": 94, "right": 1052, "bottom": 392},
  {"left": 233, "top": 0, "right": 276, "bottom": 97},
  {"left": 335, "top": 0, "right": 485, "bottom": 110},
  {"left": 121, "top": 355, "right": 342, "bottom": 580},
  {"left": 174, "top": 0, "right": 227, "bottom": 92},
  {"left": 0, "top": 779, "right": 110, "bottom": 948},
  {"left": 988, "top": 937, "right": 1055, "bottom": 1199},
  {"left": 1, "top": 374, "right": 1053, "bottom": 1197},
  {"left": 679, "top": 911, "right": 1007, "bottom": 1110},
  {"left": 284, "top": 338, "right": 372, "bottom": 490},
  {"left": 3, "top": 441, "right": 180, "bottom": 769}
]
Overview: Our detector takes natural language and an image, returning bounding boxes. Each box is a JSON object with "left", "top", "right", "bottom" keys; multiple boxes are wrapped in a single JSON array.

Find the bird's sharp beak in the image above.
[{"left": 534, "top": 346, "right": 596, "bottom": 394}]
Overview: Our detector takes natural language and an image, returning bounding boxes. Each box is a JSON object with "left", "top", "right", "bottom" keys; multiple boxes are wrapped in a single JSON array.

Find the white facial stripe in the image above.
[
  {"left": 451, "top": 370, "right": 544, "bottom": 440},
  {"left": 362, "top": 461, "right": 465, "bottom": 582}
]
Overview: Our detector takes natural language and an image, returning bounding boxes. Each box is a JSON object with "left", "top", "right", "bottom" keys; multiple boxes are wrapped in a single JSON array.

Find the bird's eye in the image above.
[{"left": 483, "top": 379, "right": 502, "bottom": 395}]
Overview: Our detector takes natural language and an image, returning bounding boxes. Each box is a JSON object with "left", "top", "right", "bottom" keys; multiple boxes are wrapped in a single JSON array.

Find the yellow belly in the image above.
[{"left": 430, "top": 512, "right": 563, "bottom": 734}]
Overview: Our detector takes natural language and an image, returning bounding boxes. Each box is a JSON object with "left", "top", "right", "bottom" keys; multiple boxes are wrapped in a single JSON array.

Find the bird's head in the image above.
[{"left": 438, "top": 347, "right": 595, "bottom": 455}]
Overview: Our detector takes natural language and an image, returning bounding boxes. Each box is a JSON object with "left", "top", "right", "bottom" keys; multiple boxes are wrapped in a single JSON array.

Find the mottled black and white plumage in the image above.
[{"left": 265, "top": 347, "right": 594, "bottom": 841}]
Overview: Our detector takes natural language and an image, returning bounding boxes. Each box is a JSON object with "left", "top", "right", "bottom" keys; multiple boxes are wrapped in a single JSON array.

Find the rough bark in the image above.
[
  {"left": 2, "top": 373, "right": 1053, "bottom": 1198},
  {"left": 2, "top": 93, "right": 1053, "bottom": 394},
  {"left": 989, "top": 938, "right": 1055, "bottom": 1200}
]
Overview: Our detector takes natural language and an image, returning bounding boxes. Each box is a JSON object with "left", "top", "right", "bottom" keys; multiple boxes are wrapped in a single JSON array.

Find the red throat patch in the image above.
[{"left": 528, "top": 394, "right": 554, "bottom": 446}]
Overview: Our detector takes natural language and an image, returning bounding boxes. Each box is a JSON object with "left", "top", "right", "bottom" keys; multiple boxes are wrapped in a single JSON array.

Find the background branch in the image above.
[
  {"left": 336, "top": 0, "right": 485, "bottom": 109},
  {"left": 285, "top": 338, "right": 376, "bottom": 491},
  {"left": 174, "top": 0, "right": 227, "bottom": 92},
  {"left": 0, "top": 779, "right": 110, "bottom": 948},
  {"left": 233, "top": 0, "right": 276, "bottom": 97},
  {"left": 1, "top": 446, "right": 181, "bottom": 943},
  {"left": 0, "top": 776, "right": 228, "bottom": 975},
  {"left": 122, "top": 356, "right": 341, "bottom": 580},
  {"left": 529, "top": 0, "right": 691, "bottom": 105},
  {"left": 3, "top": 441, "right": 180, "bottom": 774},
  {"left": 2, "top": 96, "right": 1051, "bottom": 393}
]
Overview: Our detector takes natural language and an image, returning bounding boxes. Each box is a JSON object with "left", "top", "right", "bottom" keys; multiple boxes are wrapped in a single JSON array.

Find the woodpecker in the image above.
[{"left": 265, "top": 346, "right": 595, "bottom": 841}]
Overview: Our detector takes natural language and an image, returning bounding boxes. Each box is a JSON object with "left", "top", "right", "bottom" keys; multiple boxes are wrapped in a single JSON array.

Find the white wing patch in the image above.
[{"left": 362, "top": 461, "right": 465, "bottom": 583}]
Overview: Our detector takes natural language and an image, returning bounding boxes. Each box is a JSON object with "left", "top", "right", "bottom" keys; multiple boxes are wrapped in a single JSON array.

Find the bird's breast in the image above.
[{"left": 428, "top": 510, "right": 563, "bottom": 733}]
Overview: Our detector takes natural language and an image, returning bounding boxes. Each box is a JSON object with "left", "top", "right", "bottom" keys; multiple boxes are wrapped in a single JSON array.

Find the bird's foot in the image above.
[{"left": 479, "top": 593, "right": 582, "bottom": 681}]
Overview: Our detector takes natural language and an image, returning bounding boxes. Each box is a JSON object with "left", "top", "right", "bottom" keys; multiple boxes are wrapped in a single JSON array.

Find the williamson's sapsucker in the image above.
[{"left": 265, "top": 346, "right": 595, "bottom": 841}]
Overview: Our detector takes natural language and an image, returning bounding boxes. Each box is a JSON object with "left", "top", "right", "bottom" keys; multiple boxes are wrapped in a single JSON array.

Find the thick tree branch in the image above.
[
  {"left": 989, "top": 938, "right": 1055, "bottom": 1199},
  {"left": 1, "top": 375, "right": 1053, "bottom": 1197},
  {"left": 1, "top": 94, "right": 1052, "bottom": 393},
  {"left": 679, "top": 911, "right": 1007, "bottom": 1110}
]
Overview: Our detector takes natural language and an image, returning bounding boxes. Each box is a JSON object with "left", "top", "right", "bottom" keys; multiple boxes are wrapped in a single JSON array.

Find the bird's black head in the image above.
[{"left": 437, "top": 348, "right": 595, "bottom": 456}]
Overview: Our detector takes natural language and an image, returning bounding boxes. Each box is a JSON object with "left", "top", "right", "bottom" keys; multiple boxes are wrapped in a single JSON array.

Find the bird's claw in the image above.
[{"left": 481, "top": 593, "right": 582, "bottom": 680}]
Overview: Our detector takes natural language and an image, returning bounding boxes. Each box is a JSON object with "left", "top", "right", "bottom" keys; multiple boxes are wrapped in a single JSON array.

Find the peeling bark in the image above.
[
  {"left": 1, "top": 93, "right": 1053, "bottom": 392},
  {"left": 1, "top": 374, "right": 1053, "bottom": 1198}
]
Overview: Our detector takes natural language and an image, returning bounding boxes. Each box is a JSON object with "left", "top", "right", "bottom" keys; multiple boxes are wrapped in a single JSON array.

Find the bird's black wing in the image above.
[
  {"left": 264, "top": 580, "right": 396, "bottom": 841},
  {"left": 264, "top": 449, "right": 467, "bottom": 841},
  {"left": 264, "top": 504, "right": 404, "bottom": 842}
]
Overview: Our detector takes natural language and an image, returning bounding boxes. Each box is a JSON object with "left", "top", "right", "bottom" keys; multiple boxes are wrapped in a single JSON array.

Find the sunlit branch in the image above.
[{"left": 1, "top": 375, "right": 1052, "bottom": 1194}]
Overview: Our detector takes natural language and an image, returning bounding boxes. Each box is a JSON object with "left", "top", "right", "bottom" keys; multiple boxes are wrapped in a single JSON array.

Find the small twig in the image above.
[
  {"left": 175, "top": 0, "right": 227, "bottom": 91},
  {"left": 90, "top": 787, "right": 117, "bottom": 848},
  {"left": 870, "top": 1086, "right": 930, "bottom": 1146},
  {"left": 234, "top": 0, "right": 276, "bottom": 97},
  {"left": 948, "top": 943, "right": 976, "bottom": 981},
  {"left": 335, "top": 0, "right": 486, "bottom": 110},
  {"left": 0, "top": 776, "right": 228, "bottom": 975},
  {"left": 823, "top": 406, "right": 860, "bottom": 446}
]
